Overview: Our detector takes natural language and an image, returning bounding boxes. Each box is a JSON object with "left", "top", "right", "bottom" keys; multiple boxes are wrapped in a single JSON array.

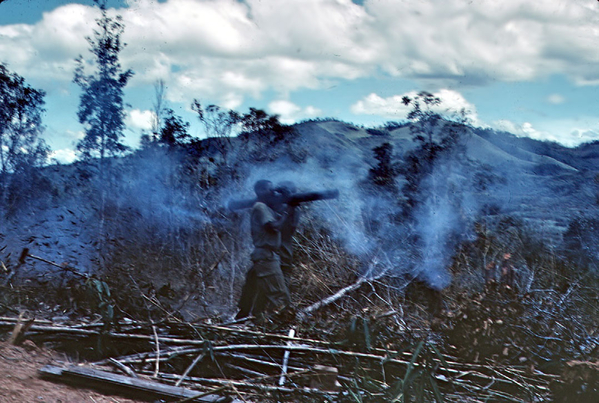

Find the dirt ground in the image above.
[{"left": 0, "top": 341, "right": 145, "bottom": 403}]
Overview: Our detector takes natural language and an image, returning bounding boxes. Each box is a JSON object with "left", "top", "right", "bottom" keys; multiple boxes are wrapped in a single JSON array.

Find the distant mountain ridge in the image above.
[{"left": 285, "top": 120, "right": 598, "bottom": 243}]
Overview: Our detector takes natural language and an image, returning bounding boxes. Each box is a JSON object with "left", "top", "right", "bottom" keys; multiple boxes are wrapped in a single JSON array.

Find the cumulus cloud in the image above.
[
  {"left": 49, "top": 148, "right": 78, "bottom": 164},
  {"left": 0, "top": 4, "right": 94, "bottom": 82},
  {"left": 268, "top": 100, "right": 322, "bottom": 124},
  {"left": 492, "top": 120, "right": 556, "bottom": 142},
  {"left": 126, "top": 109, "right": 154, "bottom": 131},
  {"left": 570, "top": 128, "right": 599, "bottom": 145},
  {"left": 491, "top": 119, "right": 599, "bottom": 147},
  {"left": 3, "top": 0, "right": 598, "bottom": 107},
  {"left": 351, "top": 89, "right": 479, "bottom": 124},
  {"left": 2, "top": 0, "right": 599, "bottom": 151}
]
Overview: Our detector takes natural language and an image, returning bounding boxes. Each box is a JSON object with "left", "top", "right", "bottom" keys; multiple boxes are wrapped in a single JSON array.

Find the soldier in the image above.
[{"left": 236, "top": 180, "right": 291, "bottom": 321}]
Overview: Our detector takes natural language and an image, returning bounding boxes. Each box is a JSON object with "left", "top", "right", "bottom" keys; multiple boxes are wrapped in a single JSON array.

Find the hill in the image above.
[
  {"left": 0, "top": 119, "right": 597, "bottom": 402},
  {"left": 1, "top": 119, "right": 598, "bottom": 287}
]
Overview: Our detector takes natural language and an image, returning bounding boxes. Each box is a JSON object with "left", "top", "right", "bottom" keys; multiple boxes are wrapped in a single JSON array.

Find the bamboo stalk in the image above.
[
  {"left": 218, "top": 352, "right": 306, "bottom": 373},
  {"left": 152, "top": 325, "right": 160, "bottom": 378},
  {"left": 108, "top": 358, "right": 137, "bottom": 378},
  {"left": 175, "top": 352, "right": 206, "bottom": 387},
  {"left": 0, "top": 321, "right": 204, "bottom": 345},
  {"left": 195, "top": 323, "right": 335, "bottom": 347},
  {"left": 224, "top": 363, "right": 267, "bottom": 379},
  {"left": 278, "top": 328, "right": 295, "bottom": 386},
  {"left": 93, "top": 346, "right": 199, "bottom": 366},
  {"left": 174, "top": 385, "right": 231, "bottom": 403}
]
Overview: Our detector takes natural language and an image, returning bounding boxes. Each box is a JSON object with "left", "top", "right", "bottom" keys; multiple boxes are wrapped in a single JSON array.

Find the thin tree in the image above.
[
  {"left": 400, "top": 91, "right": 468, "bottom": 210},
  {"left": 0, "top": 63, "right": 48, "bottom": 186},
  {"left": 73, "top": 0, "right": 133, "bottom": 167},
  {"left": 191, "top": 100, "right": 240, "bottom": 162},
  {"left": 369, "top": 142, "right": 398, "bottom": 190},
  {"left": 0, "top": 64, "right": 50, "bottom": 212},
  {"left": 402, "top": 91, "right": 442, "bottom": 160},
  {"left": 151, "top": 79, "right": 166, "bottom": 141}
]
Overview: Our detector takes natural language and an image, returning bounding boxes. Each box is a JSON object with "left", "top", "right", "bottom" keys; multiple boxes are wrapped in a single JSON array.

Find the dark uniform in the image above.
[{"left": 236, "top": 201, "right": 290, "bottom": 320}]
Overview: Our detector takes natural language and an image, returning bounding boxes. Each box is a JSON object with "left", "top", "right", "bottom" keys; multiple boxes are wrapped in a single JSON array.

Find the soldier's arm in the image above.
[
  {"left": 265, "top": 209, "right": 288, "bottom": 232},
  {"left": 255, "top": 203, "right": 287, "bottom": 232}
]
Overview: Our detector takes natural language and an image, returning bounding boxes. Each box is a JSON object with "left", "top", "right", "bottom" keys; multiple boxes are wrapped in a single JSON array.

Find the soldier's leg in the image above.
[
  {"left": 259, "top": 271, "right": 291, "bottom": 313},
  {"left": 236, "top": 267, "right": 258, "bottom": 319},
  {"left": 280, "top": 262, "right": 293, "bottom": 290}
]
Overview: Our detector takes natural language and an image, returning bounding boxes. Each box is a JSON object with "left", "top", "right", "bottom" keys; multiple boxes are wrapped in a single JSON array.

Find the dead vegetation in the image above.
[{"left": 0, "top": 216, "right": 596, "bottom": 402}]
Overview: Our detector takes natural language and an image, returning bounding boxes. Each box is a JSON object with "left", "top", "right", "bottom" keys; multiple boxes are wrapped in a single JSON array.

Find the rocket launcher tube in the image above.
[{"left": 227, "top": 189, "right": 339, "bottom": 211}]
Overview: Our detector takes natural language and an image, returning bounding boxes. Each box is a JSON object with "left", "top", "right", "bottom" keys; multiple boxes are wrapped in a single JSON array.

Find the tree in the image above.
[
  {"left": 159, "top": 109, "right": 191, "bottom": 147},
  {"left": 239, "top": 107, "right": 291, "bottom": 141},
  {"left": 73, "top": 0, "right": 133, "bottom": 164},
  {"left": 192, "top": 100, "right": 240, "bottom": 161},
  {"left": 0, "top": 63, "right": 48, "bottom": 177},
  {"left": 400, "top": 91, "right": 468, "bottom": 209},
  {"left": 0, "top": 63, "right": 50, "bottom": 210},
  {"left": 151, "top": 79, "right": 166, "bottom": 142},
  {"left": 402, "top": 91, "right": 442, "bottom": 160},
  {"left": 369, "top": 142, "right": 398, "bottom": 190}
]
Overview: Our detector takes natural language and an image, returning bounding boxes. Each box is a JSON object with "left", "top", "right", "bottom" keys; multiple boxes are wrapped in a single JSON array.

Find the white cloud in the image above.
[
  {"left": 547, "top": 94, "right": 565, "bottom": 104},
  {"left": 492, "top": 120, "right": 555, "bottom": 142},
  {"left": 351, "top": 89, "right": 478, "bottom": 124},
  {"left": 0, "top": 4, "right": 94, "bottom": 82},
  {"left": 126, "top": 109, "right": 154, "bottom": 131},
  {"left": 570, "top": 128, "right": 599, "bottom": 145},
  {"left": 49, "top": 148, "right": 78, "bottom": 164},
  {"left": 2, "top": 0, "right": 599, "bottom": 105},
  {"left": 491, "top": 119, "right": 599, "bottom": 147},
  {"left": 268, "top": 100, "right": 322, "bottom": 124},
  {"left": 2, "top": 0, "right": 599, "bottom": 153},
  {"left": 366, "top": 0, "right": 599, "bottom": 85}
]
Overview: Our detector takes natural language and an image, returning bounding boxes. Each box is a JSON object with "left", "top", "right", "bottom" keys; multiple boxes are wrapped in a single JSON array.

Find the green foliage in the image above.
[
  {"left": 368, "top": 142, "right": 398, "bottom": 190},
  {"left": 239, "top": 107, "right": 292, "bottom": 142},
  {"left": 73, "top": 0, "right": 133, "bottom": 162},
  {"left": 563, "top": 216, "right": 599, "bottom": 270},
  {"left": 192, "top": 100, "right": 239, "bottom": 160},
  {"left": 346, "top": 315, "right": 372, "bottom": 351},
  {"left": 0, "top": 63, "right": 50, "bottom": 212},
  {"left": 383, "top": 121, "right": 408, "bottom": 131},
  {"left": 158, "top": 108, "right": 191, "bottom": 147},
  {"left": 84, "top": 277, "right": 114, "bottom": 327},
  {"left": 192, "top": 100, "right": 240, "bottom": 139},
  {"left": 0, "top": 63, "right": 49, "bottom": 176},
  {"left": 343, "top": 340, "right": 447, "bottom": 403},
  {"left": 402, "top": 91, "right": 442, "bottom": 151},
  {"left": 399, "top": 92, "right": 468, "bottom": 210},
  {"left": 384, "top": 341, "right": 446, "bottom": 403},
  {"left": 366, "top": 128, "right": 388, "bottom": 137}
]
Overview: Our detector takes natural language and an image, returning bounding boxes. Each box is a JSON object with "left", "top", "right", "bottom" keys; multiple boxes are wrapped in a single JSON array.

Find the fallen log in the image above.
[
  {"left": 299, "top": 276, "right": 368, "bottom": 319},
  {"left": 299, "top": 268, "right": 388, "bottom": 319},
  {"left": 146, "top": 369, "right": 333, "bottom": 397},
  {"left": 39, "top": 364, "right": 237, "bottom": 402}
]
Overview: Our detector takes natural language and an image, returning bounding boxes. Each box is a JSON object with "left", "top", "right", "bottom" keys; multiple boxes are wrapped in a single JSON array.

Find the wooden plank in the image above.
[{"left": 39, "top": 365, "right": 234, "bottom": 402}]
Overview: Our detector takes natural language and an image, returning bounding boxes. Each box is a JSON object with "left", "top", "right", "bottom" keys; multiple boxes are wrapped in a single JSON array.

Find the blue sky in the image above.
[{"left": 1, "top": 0, "right": 599, "bottom": 163}]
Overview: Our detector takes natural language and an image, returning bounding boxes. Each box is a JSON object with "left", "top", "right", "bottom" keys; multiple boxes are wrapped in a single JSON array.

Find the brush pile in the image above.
[{"left": 1, "top": 266, "right": 596, "bottom": 403}]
